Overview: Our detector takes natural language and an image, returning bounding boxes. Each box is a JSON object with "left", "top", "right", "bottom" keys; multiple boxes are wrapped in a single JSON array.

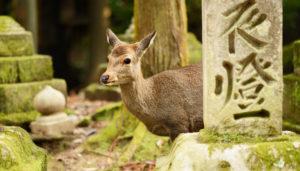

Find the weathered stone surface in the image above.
[
  {"left": 0, "top": 79, "right": 67, "bottom": 113},
  {"left": 293, "top": 40, "right": 300, "bottom": 76},
  {"left": 84, "top": 83, "right": 121, "bottom": 101},
  {"left": 157, "top": 131, "right": 300, "bottom": 171},
  {"left": 203, "top": 0, "right": 283, "bottom": 135},
  {"left": 0, "top": 126, "right": 47, "bottom": 171},
  {"left": 0, "top": 16, "right": 34, "bottom": 56},
  {"left": 30, "top": 112, "right": 76, "bottom": 139},
  {"left": 0, "top": 55, "right": 53, "bottom": 84},
  {"left": 34, "top": 86, "right": 66, "bottom": 115},
  {"left": 283, "top": 74, "right": 300, "bottom": 124}
]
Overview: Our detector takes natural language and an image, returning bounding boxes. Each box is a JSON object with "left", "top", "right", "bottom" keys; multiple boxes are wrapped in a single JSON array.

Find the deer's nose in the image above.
[{"left": 100, "top": 75, "right": 110, "bottom": 84}]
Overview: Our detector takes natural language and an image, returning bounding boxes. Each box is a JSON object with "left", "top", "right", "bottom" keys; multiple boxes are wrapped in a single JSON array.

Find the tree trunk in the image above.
[
  {"left": 134, "top": 0, "right": 188, "bottom": 77},
  {"left": 87, "top": 0, "right": 108, "bottom": 84}
]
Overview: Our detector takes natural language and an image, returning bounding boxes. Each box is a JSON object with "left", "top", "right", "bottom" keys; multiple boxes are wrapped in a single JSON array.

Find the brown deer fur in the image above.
[{"left": 101, "top": 29, "right": 203, "bottom": 140}]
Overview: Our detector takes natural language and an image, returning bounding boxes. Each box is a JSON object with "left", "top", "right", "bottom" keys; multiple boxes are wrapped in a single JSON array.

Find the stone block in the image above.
[
  {"left": 283, "top": 74, "right": 300, "bottom": 124},
  {"left": 30, "top": 112, "right": 76, "bottom": 139},
  {"left": 203, "top": 0, "right": 283, "bottom": 135},
  {"left": 157, "top": 131, "right": 300, "bottom": 171},
  {"left": 0, "top": 55, "right": 53, "bottom": 84},
  {"left": 0, "top": 79, "right": 67, "bottom": 113},
  {"left": 0, "top": 16, "right": 34, "bottom": 56},
  {"left": 0, "top": 126, "right": 47, "bottom": 171}
]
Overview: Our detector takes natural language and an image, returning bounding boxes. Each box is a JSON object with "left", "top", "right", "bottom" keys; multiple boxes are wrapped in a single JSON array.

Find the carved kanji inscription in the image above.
[{"left": 203, "top": 0, "right": 282, "bottom": 135}]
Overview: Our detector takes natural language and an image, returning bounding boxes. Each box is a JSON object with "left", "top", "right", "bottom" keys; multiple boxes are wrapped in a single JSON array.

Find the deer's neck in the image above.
[{"left": 120, "top": 74, "right": 153, "bottom": 114}]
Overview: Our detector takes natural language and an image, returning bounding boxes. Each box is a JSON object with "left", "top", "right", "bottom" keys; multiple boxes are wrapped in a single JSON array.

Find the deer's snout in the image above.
[{"left": 100, "top": 74, "right": 110, "bottom": 84}]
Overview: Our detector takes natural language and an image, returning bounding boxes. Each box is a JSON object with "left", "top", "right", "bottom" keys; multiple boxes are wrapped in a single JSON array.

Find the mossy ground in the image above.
[
  {"left": 0, "top": 126, "right": 47, "bottom": 171},
  {"left": 84, "top": 103, "right": 170, "bottom": 169}
]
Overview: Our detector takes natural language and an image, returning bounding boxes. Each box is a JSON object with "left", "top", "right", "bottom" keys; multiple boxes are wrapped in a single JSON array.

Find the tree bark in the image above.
[
  {"left": 87, "top": 0, "right": 108, "bottom": 84},
  {"left": 134, "top": 0, "right": 188, "bottom": 77}
]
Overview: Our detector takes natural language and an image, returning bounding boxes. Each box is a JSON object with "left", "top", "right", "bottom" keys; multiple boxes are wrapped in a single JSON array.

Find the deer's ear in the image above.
[
  {"left": 137, "top": 31, "right": 156, "bottom": 56},
  {"left": 107, "top": 29, "right": 121, "bottom": 47}
]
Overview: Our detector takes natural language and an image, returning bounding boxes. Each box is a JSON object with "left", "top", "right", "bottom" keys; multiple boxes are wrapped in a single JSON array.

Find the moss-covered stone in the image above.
[
  {"left": 84, "top": 83, "right": 121, "bottom": 101},
  {"left": 0, "top": 79, "right": 67, "bottom": 114},
  {"left": 283, "top": 74, "right": 300, "bottom": 124},
  {"left": 0, "top": 126, "right": 47, "bottom": 171},
  {"left": 0, "top": 111, "right": 40, "bottom": 126},
  {"left": 0, "top": 55, "right": 53, "bottom": 84},
  {"left": 157, "top": 131, "right": 300, "bottom": 171},
  {"left": 0, "top": 16, "right": 34, "bottom": 57},
  {"left": 0, "top": 16, "right": 25, "bottom": 33}
]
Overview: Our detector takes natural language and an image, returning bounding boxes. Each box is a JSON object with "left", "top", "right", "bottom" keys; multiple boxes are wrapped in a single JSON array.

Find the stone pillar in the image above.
[{"left": 203, "top": 0, "right": 283, "bottom": 135}]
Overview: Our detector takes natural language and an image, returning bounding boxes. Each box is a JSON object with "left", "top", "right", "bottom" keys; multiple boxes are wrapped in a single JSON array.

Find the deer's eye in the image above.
[{"left": 124, "top": 58, "right": 131, "bottom": 64}]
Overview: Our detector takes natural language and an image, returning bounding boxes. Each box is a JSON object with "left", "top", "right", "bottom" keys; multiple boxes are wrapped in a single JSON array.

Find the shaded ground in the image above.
[{"left": 37, "top": 92, "right": 156, "bottom": 171}]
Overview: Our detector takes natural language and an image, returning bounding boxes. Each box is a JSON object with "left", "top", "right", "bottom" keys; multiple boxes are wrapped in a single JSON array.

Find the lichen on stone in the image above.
[{"left": 0, "top": 126, "right": 47, "bottom": 171}]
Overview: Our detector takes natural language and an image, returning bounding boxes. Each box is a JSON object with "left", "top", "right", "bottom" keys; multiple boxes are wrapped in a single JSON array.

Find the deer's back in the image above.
[{"left": 148, "top": 63, "right": 203, "bottom": 135}]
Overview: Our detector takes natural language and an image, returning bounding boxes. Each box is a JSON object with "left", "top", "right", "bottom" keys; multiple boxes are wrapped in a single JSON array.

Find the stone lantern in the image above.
[{"left": 30, "top": 86, "right": 75, "bottom": 139}]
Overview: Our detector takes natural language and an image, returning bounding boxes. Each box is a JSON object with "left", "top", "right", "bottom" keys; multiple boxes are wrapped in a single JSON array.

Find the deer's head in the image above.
[{"left": 100, "top": 29, "right": 156, "bottom": 85}]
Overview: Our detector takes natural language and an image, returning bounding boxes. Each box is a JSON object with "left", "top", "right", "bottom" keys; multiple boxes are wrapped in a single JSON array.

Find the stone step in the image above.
[
  {"left": 0, "top": 79, "right": 67, "bottom": 114},
  {"left": 0, "top": 16, "right": 35, "bottom": 57},
  {"left": 283, "top": 74, "right": 300, "bottom": 124},
  {"left": 0, "top": 55, "right": 53, "bottom": 84},
  {"left": 0, "top": 32, "right": 34, "bottom": 57}
]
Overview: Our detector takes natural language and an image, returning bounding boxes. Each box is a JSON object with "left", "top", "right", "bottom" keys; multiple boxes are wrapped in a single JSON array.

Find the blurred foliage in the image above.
[
  {"left": 186, "top": 0, "right": 202, "bottom": 42},
  {"left": 283, "top": 0, "right": 300, "bottom": 44},
  {"left": 109, "top": 0, "right": 133, "bottom": 34}
]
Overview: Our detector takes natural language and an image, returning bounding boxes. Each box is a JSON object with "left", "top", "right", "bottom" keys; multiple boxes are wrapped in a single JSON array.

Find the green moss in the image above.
[
  {"left": 0, "top": 79, "right": 67, "bottom": 113},
  {"left": 0, "top": 32, "right": 34, "bottom": 57},
  {"left": 0, "top": 126, "right": 47, "bottom": 171},
  {"left": 0, "top": 111, "right": 40, "bottom": 126},
  {"left": 85, "top": 105, "right": 139, "bottom": 154},
  {"left": 0, "top": 58, "right": 18, "bottom": 83},
  {"left": 0, "top": 16, "right": 34, "bottom": 56},
  {"left": 247, "top": 140, "right": 300, "bottom": 170},
  {"left": 92, "top": 101, "right": 122, "bottom": 121},
  {"left": 199, "top": 129, "right": 266, "bottom": 144},
  {"left": 0, "top": 55, "right": 53, "bottom": 84},
  {"left": 0, "top": 16, "right": 25, "bottom": 33}
]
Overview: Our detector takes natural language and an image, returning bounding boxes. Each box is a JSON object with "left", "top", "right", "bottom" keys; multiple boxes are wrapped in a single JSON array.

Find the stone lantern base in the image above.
[
  {"left": 30, "top": 112, "right": 76, "bottom": 140},
  {"left": 156, "top": 130, "right": 300, "bottom": 171}
]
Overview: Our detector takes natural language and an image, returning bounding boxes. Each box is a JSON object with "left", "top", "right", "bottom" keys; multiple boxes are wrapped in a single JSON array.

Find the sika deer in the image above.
[{"left": 101, "top": 29, "right": 203, "bottom": 140}]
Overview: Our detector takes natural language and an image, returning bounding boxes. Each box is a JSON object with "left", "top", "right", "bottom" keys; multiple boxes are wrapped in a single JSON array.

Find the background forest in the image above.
[
  {"left": 1, "top": 0, "right": 299, "bottom": 89},
  {"left": 0, "top": 0, "right": 300, "bottom": 170}
]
